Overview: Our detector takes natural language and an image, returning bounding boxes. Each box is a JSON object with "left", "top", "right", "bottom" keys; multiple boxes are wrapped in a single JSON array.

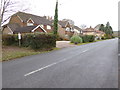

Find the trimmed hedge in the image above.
[
  {"left": 22, "top": 34, "right": 56, "bottom": 50},
  {"left": 2, "top": 35, "right": 18, "bottom": 45},
  {"left": 70, "top": 35, "right": 82, "bottom": 44},
  {"left": 81, "top": 35, "right": 95, "bottom": 43},
  {"left": 2, "top": 33, "right": 56, "bottom": 50}
]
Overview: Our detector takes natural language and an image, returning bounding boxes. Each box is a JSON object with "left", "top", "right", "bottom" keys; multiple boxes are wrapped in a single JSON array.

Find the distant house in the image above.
[
  {"left": 2, "top": 12, "right": 53, "bottom": 34},
  {"left": 73, "top": 26, "right": 82, "bottom": 36},
  {"left": 82, "top": 26, "right": 105, "bottom": 39},
  {"left": 82, "top": 26, "right": 96, "bottom": 35},
  {"left": 57, "top": 20, "right": 74, "bottom": 39}
]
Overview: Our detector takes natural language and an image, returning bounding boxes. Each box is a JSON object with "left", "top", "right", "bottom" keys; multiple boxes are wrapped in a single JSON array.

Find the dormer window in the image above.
[
  {"left": 66, "top": 27, "right": 70, "bottom": 31},
  {"left": 27, "top": 23, "right": 33, "bottom": 26},
  {"left": 27, "top": 18, "right": 34, "bottom": 26}
]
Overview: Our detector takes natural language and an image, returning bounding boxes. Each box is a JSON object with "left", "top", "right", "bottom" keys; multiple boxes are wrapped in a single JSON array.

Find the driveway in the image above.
[{"left": 56, "top": 41, "right": 77, "bottom": 48}]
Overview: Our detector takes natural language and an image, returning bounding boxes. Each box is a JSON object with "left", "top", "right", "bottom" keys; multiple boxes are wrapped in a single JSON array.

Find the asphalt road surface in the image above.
[{"left": 2, "top": 39, "right": 118, "bottom": 88}]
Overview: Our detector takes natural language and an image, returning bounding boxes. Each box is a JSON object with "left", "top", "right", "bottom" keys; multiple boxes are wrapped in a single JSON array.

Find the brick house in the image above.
[
  {"left": 57, "top": 20, "right": 76, "bottom": 40},
  {"left": 73, "top": 26, "right": 82, "bottom": 36},
  {"left": 2, "top": 12, "right": 53, "bottom": 34},
  {"left": 82, "top": 26, "right": 105, "bottom": 39}
]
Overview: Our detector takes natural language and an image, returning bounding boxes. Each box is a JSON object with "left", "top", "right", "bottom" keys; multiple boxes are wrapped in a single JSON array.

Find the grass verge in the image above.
[
  {"left": 2, "top": 46, "right": 59, "bottom": 62},
  {"left": 70, "top": 39, "right": 107, "bottom": 46}
]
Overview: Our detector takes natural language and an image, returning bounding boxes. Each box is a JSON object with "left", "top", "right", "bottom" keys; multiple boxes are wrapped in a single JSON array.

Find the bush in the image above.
[
  {"left": 104, "top": 34, "right": 112, "bottom": 39},
  {"left": 81, "top": 35, "right": 95, "bottom": 43},
  {"left": 2, "top": 33, "right": 56, "bottom": 50},
  {"left": 22, "top": 33, "right": 56, "bottom": 50},
  {"left": 2, "top": 35, "right": 15, "bottom": 45},
  {"left": 101, "top": 36, "right": 106, "bottom": 40},
  {"left": 2, "top": 34, "right": 21, "bottom": 46},
  {"left": 70, "top": 35, "right": 82, "bottom": 44}
]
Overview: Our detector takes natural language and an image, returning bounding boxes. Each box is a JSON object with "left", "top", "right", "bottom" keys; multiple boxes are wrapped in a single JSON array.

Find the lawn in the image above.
[{"left": 2, "top": 46, "right": 58, "bottom": 61}]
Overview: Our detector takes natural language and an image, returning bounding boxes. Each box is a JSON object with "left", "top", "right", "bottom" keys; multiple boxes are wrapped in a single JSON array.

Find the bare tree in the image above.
[
  {"left": 80, "top": 24, "right": 87, "bottom": 30},
  {"left": 0, "top": 0, "right": 29, "bottom": 30}
]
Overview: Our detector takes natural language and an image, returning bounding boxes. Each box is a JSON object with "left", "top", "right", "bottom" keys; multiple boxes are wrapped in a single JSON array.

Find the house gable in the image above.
[
  {"left": 32, "top": 25, "right": 47, "bottom": 33},
  {"left": 9, "top": 15, "right": 24, "bottom": 27},
  {"left": 27, "top": 18, "right": 34, "bottom": 23},
  {"left": 2, "top": 26, "right": 13, "bottom": 35}
]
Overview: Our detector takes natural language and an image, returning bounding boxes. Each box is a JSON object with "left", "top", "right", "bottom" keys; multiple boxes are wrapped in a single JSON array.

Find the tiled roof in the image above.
[
  {"left": 7, "top": 23, "right": 21, "bottom": 32},
  {"left": 74, "top": 26, "right": 82, "bottom": 31},
  {"left": 95, "top": 30, "right": 105, "bottom": 34},
  {"left": 12, "top": 12, "right": 52, "bottom": 26},
  {"left": 13, "top": 26, "right": 37, "bottom": 33},
  {"left": 58, "top": 21, "right": 68, "bottom": 28},
  {"left": 83, "top": 27, "right": 95, "bottom": 32},
  {"left": 94, "top": 24, "right": 101, "bottom": 30}
]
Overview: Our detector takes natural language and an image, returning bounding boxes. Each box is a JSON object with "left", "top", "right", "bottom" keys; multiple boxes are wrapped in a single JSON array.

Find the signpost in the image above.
[{"left": 18, "top": 33, "right": 21, "bottom": 46}]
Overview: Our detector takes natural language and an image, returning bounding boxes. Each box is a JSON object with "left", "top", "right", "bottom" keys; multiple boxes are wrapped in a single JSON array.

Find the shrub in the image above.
[
  {"left": 104, "top": 34, "right": 112, "bottom": 39},
  {"left": 2, "top": 35, "right": 15, "bottom": 45},
  {"left": 101, "top": 36, "right": 106, "bottom": 40},
  {"left": 22, "top": 33, "right": 56, "bottom": 50},
  {"left": 2, "top": 33, "right": 56, "bottom": 50},
  {"left": 81, "top": 35, "right": 95, "bottom": 43},
  {"left": 70, "top": 35, "right": 82, "bottom": 44}
]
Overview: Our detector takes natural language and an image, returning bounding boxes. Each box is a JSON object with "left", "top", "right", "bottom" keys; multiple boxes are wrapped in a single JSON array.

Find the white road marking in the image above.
[
  {"left": 82, "top": 50, "right": 88, "bottom": 53},
  {"left": 24, "top": 62, "right": 57, "bottom": 76},
  {"left": 24, "top": 49, "right": 89, "bottom": 77}
]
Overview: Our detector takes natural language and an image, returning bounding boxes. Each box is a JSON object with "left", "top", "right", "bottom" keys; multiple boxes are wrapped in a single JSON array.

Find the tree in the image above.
[
  {"left": 99, "top": 24, "right": 105, "bottom": 32},
  {"left": 53, "top": 0, "right": 58, "bottom": 35},
  {"left": 0, "top": 0, "right": 29, "bottom": 30},
  {"left": 102, "top": 22, "right": 113, "bottom": 38},
  {"left": 99, "top": 22, "right": 113, "bottom": 38},
  {"left": 105, "top": 22, "right": 113, "bottom": 35}
]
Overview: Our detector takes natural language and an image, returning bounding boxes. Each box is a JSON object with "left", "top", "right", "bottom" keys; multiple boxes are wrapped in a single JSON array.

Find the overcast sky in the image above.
[{"left": 4, "top": 0, "right": 119, "bottom": 31}]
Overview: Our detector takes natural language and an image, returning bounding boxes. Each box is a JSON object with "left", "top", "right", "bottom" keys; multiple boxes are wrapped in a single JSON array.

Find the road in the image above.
[{"left": 2, "top": 39, "right": 118, "bottom": 88}]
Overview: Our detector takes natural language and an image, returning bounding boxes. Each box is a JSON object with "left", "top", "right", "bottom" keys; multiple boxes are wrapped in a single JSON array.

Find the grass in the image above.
[
  {"left": 70, "top": 39, "right": 107, "bottom": 46},
  {"left": 2, "top": 46, "right": 59, "bottom": 62}
]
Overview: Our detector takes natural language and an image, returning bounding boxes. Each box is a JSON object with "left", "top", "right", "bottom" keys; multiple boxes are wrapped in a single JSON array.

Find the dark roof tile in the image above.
[
  {"left": 14, "top": 26, "right": 37, "bottom": 33},
  {"left": 12, "top": 12, "right": 52, "bottom": 26},
  {"left": 7, "top": 23, "right": 21, "bottom": 32}
]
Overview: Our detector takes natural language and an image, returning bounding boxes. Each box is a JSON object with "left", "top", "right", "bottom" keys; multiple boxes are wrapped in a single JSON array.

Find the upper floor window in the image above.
[
  {"left": 27, "top": 23, "right": 33, "bottom": 26},
  {"left": 27, "top": 18, "right": 34, "bottom": 26},
  {"left": 47, "top": 25, "right": 51, "bottom": 29},
  {"left": 66, "top": 27, "right": 70, "bottom": 31}
]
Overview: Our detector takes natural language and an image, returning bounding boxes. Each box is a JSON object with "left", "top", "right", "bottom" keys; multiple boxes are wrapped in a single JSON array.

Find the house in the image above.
[
  {"left": 82, "top": 26, "right": 105, "bottom": 39},
  {"left": 73, "top": 26, "right": 82, "bottom": 36},
  {"left": 2, "top": 12, "right": 53, "bottom": 34},
  {"left": 57, "top": 20, "right": 74, "bottom": 39},
  {"left": 82, "top": 26, "right": 96, "bottom": 36}
]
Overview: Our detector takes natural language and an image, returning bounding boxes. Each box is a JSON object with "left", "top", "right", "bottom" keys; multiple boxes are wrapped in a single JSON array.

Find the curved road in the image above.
[{"left": 2, "top": 39, "right": 118, "bottom": 88}]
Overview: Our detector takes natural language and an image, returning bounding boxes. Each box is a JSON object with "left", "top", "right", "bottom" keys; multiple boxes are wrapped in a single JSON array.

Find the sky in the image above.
[{"left": 3, "top": 0, "right": 119, "bottom": 31}]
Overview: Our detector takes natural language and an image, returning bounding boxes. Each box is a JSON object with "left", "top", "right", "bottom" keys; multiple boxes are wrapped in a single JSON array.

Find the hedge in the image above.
[
  {"left": 80, "top": 35, "right": 95, "bottom": 43},
  {"left": 2, "top": 35, "right": 18, "bottom": 45},
  {"left": 2, "top": 33, "right": 56, "bottom": 50}
]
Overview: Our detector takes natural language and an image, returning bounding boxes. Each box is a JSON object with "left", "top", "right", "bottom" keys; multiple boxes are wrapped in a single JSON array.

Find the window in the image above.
[
  {"left": 47, "top": 25, "right": 51, "bottom": 29},
  {"left": 27, "top": 23, "right": 33, "bottom": 26},
  {"left": 66, "top": 27, "right": 70, "bottom": 31}
]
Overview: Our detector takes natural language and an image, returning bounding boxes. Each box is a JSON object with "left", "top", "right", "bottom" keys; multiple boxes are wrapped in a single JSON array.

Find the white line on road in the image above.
[{"left": 24, "top": 49, "right": 89, "bottom": 77}]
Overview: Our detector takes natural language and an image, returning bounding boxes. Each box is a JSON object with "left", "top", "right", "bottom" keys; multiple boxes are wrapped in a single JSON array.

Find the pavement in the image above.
[
  {"left": 2, "top": 39, "right": 118, "bottom": 88},
  {"left": 56, "top": 41, "right": 76, "bottom": 48}
]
